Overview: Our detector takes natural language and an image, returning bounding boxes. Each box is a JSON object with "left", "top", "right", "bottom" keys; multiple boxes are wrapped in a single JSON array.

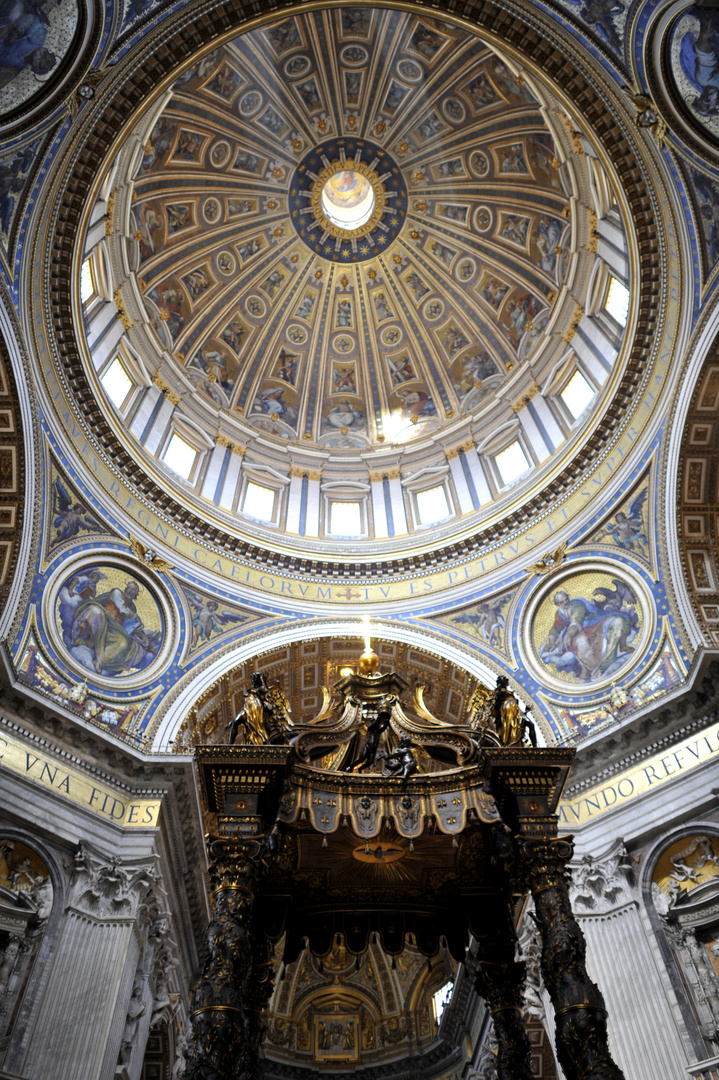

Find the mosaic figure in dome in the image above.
[
  {"left": 430, "top": 239, "right": 455, "bottom": 265},
  {"left": 275, "top": 348, "right": 299, "bottom": 385},
  {"left": 435, "top": 159, "right": 464, "bottom": 178},
  {"left": 147, "top": 280, "right": 185, "bottom": 341},
  {"left": 265, "top": 19, "right": 301, "bottom": 56},
  {"left": 372, "top": 291, "right": 394, "bottom": 322},
  {"left": 336, "top": 298, "right": 353, "bottom": 328},
  {"left": 502, "top": 215, "right": 529, "bottom": 246},
  {"left": 502, "top": 293, "right": 542, "bottom": 348},
  {"left": 170, "top": 49, "right": 217, "bottom": 88},
  {"left": 237, "top": 236, "right": 262, "bottom": 263},
  {"left": 535, "top": 574, "right": 641, "bottom": 683},
  {"left": 533, "top": 216, "right": 566, "bottom": 274},
  {"left": 408, "top": 23, "right": 446, "bottom": 61},
  {"left": 192, "top": 348, "right": 237, "bottom": 398},
  {"left": 294, "top": 290, "right": 316, "bottom": 320},
  {"left": 501, "top": 143, "right": 528, "bottom": 173},
  {"left": 253, "top": 385, "right": 298, "bottom": 429},
  {"left": 260, "top": 267, "right": 288, "bottom": 299},
  {"left": 387, "top": 353, "right": 416, "bottom": 386},
  {"left": 296, "top": 79, "right": 321, "bottom": 111},
  {"left": 332, "top": 366, "right": 356, "bottom": 393},
  {"left": 481, "top": 276, "right": 509, "bottom": 311},
  {"left": 528, "top": 134, "right": 560, "bottom": 187},
  {"left": 417, "top": 112, "right": 443, "bottom": 141},
  {"left": 404, "top": 271, "right": 429, "bottom": 300},
  {"left": 437, "top": 203, "right": 466, "bottom": 223},
  {"left": 56, "top": 566, "right": 164, "bottom": 678},
  {"left": 384, "top": 82, "right": 408, "bottom": 114},
  {"left": 181, "top": 266, "right": 211, "bottom": 300},
  {"left": 323, "top": 399, "right": 365, "bottom": 433},
  {"left": 220, "top": 317, "right": 248, "bottom": 354},
  {"left": 257, "top": 105, "right": 287, "bottom": 136},
  {"left": 439, "top": 323, "right": 470, "bottom": 359},
  {"left": 166, "top": 203, "right": 192, "bottom": 233},
  {"left": 233, "top": 148, "right": 261, "bottom": 173},
  {"left": 452, "top": 349, "right": 500, "bottom": 399},
  {"left": 227, "top": 198, "right": 254, "bottom": 218},
  {"left": 172, "top": 130, "right": 203, "bottom": 162},
  {"left": 465, "top": 70, "right": 499, "bottom": 108},
  {"left": 207, "top": 63, "right": 240, "bottom": 101},
  {"left": 490, "top": 58, "right": 536, "bottom": 103},
  {"left": 134, "top": 203, "right": 162, "bottom": 263},
  {"left": 396, "top": 387, "right": 436, "bottom": 420},
  {"left": 341, "top": 8, "right": 371, "bottom": 36}
]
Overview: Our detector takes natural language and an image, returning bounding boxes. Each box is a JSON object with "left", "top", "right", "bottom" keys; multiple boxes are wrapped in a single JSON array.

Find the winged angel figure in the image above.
[
  {"left": 594, "top": 489, "right": 648, "bottom": 555},
  {"left": 53, "top": 475, "right": 102, "bottom": 543},
  {"left": 185, "top": 589, "right": 247, "bottom": 649}
]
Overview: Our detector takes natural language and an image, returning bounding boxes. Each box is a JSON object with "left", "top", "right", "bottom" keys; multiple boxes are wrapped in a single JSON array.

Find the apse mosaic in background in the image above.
[{"left": 128, "top": 7, "right": 570, "bottom": 448}]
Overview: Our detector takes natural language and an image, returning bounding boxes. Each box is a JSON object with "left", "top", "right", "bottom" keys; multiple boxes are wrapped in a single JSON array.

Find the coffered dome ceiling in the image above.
[{"left": 77, "top": 5, "right": 632, "bottom": 558}]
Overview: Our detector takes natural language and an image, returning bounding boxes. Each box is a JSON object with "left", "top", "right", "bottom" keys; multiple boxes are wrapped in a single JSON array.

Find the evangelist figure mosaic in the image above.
[
  {"left": 55, "top": 565, "right": 164, "bottom": 677},
  {"left": 670, "top": 7, "right": 719, "bottom": 143},
  {"left": 0, "top": 0, "right": 79, "bottom": 117},
  {"left": 532, "top": 571, "right": 643, "bottom": 685}
]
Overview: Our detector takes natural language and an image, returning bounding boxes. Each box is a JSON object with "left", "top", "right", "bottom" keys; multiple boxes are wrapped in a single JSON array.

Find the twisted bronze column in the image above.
[
  {"left": 474, "top": 952, "right": 535, "bottom": 1080},
  {"left": 518, "top": 837, "right": 626, "bottom": 1080},
  {"left": 184, "top": 836, "right": 268, "bottom": 1080}
]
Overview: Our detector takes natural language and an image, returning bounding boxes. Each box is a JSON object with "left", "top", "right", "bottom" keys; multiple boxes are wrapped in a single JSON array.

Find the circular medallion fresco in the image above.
[
  {"left": 668, "top": 8, "right": 719, "bottom": 145},
  {"left": 0, "top": 0, "right": 80, "bottom": 120},
  {"left": 528, "top": 568, "right": 647, "bottom": 689},
  {"left": 53, "top": 563, "right": 166, "bottom": 680}
]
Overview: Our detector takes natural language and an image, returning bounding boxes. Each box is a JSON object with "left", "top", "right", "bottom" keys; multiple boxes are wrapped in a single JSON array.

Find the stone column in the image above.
[
  {"left": 22, "top": 844, "right": 158, "bottom": 1080},
  {"left": 184, "top": 836, "right": 267, "bottom": 1080},
  {"left": 518, "top": 836, "right": 626, "bottom": 1080},
  {"left": 474, "top": 902, "right": 534, "bottom": 1080},
  {"left": 569, "top": 841, "right": 689, "bottom": 1079}
]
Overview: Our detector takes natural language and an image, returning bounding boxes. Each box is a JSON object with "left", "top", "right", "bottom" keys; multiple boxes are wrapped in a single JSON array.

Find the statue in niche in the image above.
[
  {"left": 0, "top": 934, "right": 21, "bottom": 991},
  {"left": 227, "top": 673, "right": 293, "bottom": 744}
]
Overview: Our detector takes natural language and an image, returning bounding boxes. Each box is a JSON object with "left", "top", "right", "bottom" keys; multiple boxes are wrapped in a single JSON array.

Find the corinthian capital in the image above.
[{"left": 70, "top": 843, "right": 157, "bottom": 920}]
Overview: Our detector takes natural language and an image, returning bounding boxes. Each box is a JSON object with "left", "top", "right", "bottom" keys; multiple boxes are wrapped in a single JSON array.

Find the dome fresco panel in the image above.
[{"left": 81, "top": 6, "right": 631, "bottom": 552}]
